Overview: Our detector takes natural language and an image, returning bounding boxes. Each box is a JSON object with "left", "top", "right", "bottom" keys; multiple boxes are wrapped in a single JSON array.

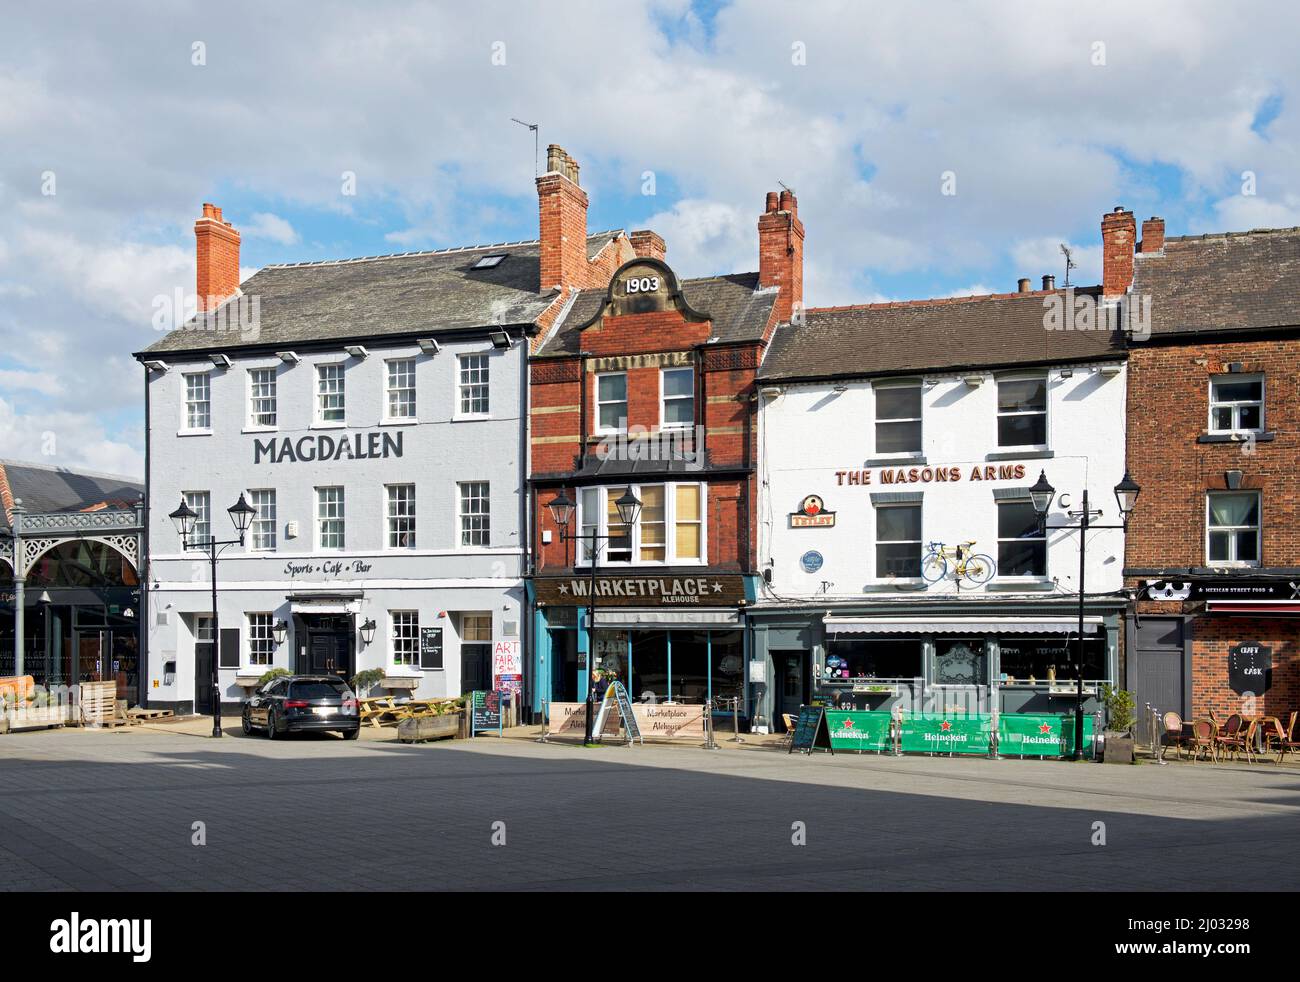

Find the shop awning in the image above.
[
  {"left": 823, "top": 615, "right": 1104, "bottom": 635},
  {"left": 591, "top": 609, "right": 741, "bottom": 628},
  {"left": 1206, "top": 601, "right": 1300, "bottom": 615}
]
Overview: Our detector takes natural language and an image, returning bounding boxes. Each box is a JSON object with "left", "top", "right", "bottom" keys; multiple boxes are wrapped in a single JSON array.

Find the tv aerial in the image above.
[
  {"left": 1060, "top": 243, "right": 1077, "bottom": 288},
  {"left": 511, "top": 118, "right": 539, "bottom": 176}
]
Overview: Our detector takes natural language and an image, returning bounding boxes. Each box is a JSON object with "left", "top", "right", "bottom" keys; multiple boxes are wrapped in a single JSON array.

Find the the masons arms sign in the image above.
[{"left": 535, "top": 573, "right": 746, "bottom": 607}]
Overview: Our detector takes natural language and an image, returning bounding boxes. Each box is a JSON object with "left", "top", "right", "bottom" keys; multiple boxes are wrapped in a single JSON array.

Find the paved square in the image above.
[{"left": 3, "top": 727, "right": 1299, "bottom": 891}]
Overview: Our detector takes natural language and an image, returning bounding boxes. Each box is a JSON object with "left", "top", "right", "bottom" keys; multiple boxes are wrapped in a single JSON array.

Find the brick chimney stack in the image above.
[
  {"left": 629, "top": 229, "right": 667, "bottom": 262},
  {"left": 1140, "top": 216, "right": 1165, "bottom": 254},
  {"left": 758, "top": 189, "right": 805, "bottom": 323},
  {"left": 1101, "top": 206, "right": 1136, "bottom": 299},
  {"left": 537, "top": 145, "right": 590, "bottom": 291},
  {"left": 195, "top": 203, "right": 241, "bottom": 311}
]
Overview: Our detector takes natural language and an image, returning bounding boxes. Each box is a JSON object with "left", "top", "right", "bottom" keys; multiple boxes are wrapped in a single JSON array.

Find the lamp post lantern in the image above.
[
  {"left": 547, "top": 488, "right": 642, "bottom": 746},
  {"left": 1030, "top": 470, "right": 1140, "bottom": 760},
  {"left": 170, "top": 492, "right": 257, "bottom": 738}
]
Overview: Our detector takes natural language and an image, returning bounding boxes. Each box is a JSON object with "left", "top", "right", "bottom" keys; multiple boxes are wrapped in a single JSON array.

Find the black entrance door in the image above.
[
  {"left": 1128, "top": 617, "right": 1186, "bottom": 719},
  {"left": 461, "top": 642, "right": 491, "bottom": 694},
  {"left": 195, "top": 641, "right": 214, "bottom": 715},
  {"left": 774, "top": 650, "right": 808, "bottom": 731},
  {"left": 304, "top": 615, "right": 354, "bottom": 682}
]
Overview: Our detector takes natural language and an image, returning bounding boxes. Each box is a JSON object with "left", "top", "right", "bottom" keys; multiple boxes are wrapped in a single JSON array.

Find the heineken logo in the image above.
[{"left": 1039, "top": 722, "right": 1052, "bottom": 734}]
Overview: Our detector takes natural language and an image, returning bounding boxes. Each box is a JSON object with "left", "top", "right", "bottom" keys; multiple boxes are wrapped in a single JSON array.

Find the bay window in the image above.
[{"left": 576, "top": 482, "right": 706, "bottom": 566}]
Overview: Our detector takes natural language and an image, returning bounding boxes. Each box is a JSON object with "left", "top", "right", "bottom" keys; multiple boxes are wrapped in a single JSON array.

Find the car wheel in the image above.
[
  {"left": 342, "top": 727, "right": 359, "bottom": 741},
  {"left": 241, "top": 709, "right": 252, "bottom": 735},
  {"left": 266, "top": 709, "right": 278, "bottom": 739}
]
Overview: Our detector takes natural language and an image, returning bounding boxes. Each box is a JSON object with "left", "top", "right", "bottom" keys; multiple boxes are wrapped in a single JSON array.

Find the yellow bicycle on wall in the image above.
[{"left": 921, "top": 540, "right": 996, "bottom": 586}]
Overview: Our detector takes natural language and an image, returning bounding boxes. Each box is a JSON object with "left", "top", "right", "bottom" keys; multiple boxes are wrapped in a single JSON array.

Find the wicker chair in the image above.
[
  {"left": 1270, "top": 714, "right": 1300, "bottom": 764},
  {"left": 1189, "top": 719, "right": 1216, "bottom": 762},
  {"left": 1216, "top": 713, "right": 1253, "bottom": 762},
  {"left": 1161, "top": 712, "right": 1186, "bottom": 760}
]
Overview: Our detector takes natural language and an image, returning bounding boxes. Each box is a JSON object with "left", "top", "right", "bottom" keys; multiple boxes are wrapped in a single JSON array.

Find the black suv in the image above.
[{"left": 242, "top": 675, "right": 360, "bottom": 740}]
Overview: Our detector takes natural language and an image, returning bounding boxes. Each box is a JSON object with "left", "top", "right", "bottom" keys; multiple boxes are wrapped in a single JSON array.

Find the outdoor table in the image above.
[{"left": 1243, "top": 715, "right": 1282, "bottom": 754}]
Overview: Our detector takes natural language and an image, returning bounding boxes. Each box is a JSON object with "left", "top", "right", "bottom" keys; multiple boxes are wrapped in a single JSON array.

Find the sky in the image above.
[{"left": 1, "top": 0, "right": 1297, "bottom": 479}]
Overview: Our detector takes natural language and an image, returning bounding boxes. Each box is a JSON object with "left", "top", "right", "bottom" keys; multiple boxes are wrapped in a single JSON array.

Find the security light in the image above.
[
  {"left": 143, "top": 360, "right": 170, "bottom": 373},
  {"left": 209, "top": 353, "right": 232, "bottom": 368},
  {"left": 488, "top": 329, "right": 513, "bottom": 350},
  {"left": 276, "top": 351, "right": 300, "bottom": 364},
  {"left": 417, "top": 338, "right": 441, "bottom": 355},
  {"left": 344, "top": 345, "right": 369, "bottom": 359}
]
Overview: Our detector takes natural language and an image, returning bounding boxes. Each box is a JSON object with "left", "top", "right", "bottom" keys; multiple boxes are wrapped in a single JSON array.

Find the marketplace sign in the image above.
[
  {"left": 534, "top": 574, "right": 747, "bottom": 607},
  {"left": 835, "top": 463, "right": 1027, "bottom": 487},
  {"left": 547, "top": 702, "right": 705, "bottom": 740}
]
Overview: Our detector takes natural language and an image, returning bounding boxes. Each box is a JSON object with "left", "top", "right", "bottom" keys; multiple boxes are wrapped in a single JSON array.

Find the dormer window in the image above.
[{"left": 473, "top": 254, "right": 506, "bottom": 269}]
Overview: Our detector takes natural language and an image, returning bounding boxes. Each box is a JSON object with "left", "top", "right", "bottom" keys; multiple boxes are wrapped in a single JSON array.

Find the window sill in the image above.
[
  {"left": 986, "top": 449, "right": 1053, "bottom": 461},
  {"left": 986, "top": 578, "right": 1055, "bottom": 592},
  {"left": 1197, "top": 431, "right": 1275, "bottom": 444},
  {"left": 242, "top": 426, "right": 278, "bottom": 434},
  {"left": 1205, "top": 562, "right": 1261, "bottom": 570},
  {"left": 177, "top": 429, "right": 212, "bottom": 438},
  {"left": 311, "top": 421, "right": 347, "bottom": 430},
  {"left": 451, "top": 414, "right": 494, "bottom": 423},
  {"left": 863, "top": 579, "right": 928, "bottom": 593},
  {"left": 378, "top": 418, "right": 419, "bottom": 427},
  {"left": 863, "top": 454, "right": 926, "bottom": 467}
]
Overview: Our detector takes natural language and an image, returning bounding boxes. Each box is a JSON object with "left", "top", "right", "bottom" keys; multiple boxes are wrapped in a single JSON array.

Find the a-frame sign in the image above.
[{"left": 591, "top": 681, "right": 642, "bottom": 745}]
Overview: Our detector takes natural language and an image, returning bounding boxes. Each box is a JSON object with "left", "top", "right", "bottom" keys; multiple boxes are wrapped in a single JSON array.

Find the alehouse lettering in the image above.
[{"left": 253, "top": 431, "right": 404, "bottom": 464}]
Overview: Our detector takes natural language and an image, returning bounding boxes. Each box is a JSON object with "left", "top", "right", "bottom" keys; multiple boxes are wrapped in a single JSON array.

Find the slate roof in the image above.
[
  {"left": 0, "top": 459, "right": 142, "bottom": 528},
  {"left": 760, "top": 288, "right": 1124, "bottom": 381},
  {"left": 140, "top": 232, "right": 624, "bottom": 356},
  {"left": 1131, "top": 227, "right": 1300, "bottom": 337},
  {"left": 535, "top": 273, "right": 777, "bottom": 357}
]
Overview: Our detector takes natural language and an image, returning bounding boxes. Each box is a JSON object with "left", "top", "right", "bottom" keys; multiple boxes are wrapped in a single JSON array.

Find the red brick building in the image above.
[
  {"left": 526, "top": 164, "right": 794, "bottom": 720},
  {"left": 1117, "top": 214, "right": 1300, "bottom": 727}
]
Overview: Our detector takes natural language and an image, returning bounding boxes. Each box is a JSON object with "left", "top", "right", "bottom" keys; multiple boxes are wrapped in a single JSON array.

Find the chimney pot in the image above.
[
  {"left": 1017, "top": 278, "right": 1032, "bottom": 293},
  {"left": 758, "top": 191, "right": 805, "bottom": 323},
  {"left": 537, "top": 145, "right": 590, "bottom": 290},
  {"left": 765, "top": 191, "right": 779, "bottom": 213},
  {"left": 629, "top": 229, "right": 667, "bottom": 262},
  {"left": 779, "top": 189, "right": 795, "bottom": 213},
  {"left": 1041, "top": 274, "right": 1055, "bottom": 290}
]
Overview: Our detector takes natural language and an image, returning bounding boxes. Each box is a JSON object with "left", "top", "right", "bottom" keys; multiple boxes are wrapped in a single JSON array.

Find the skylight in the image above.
[{"left": 473, "top": 254, "right": 506, "bottom": 269}]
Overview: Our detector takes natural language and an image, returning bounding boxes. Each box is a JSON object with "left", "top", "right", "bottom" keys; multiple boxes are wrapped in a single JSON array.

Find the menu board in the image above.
[
  {"left": 470, "top": 689, "right": 502, "bottom": 736},
  {"left": 419, "top": 627, "right": 443, "bottom": 670},
  {"left": 789, "top": 705, "right": 833, "bottom": 755}
]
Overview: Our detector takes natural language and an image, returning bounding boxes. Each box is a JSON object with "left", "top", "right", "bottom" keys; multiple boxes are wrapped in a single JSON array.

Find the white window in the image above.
[
  {"left": 183, "top": 491, "right": 210, "bottom": 544},
  {"left": 194, "top": 615, "right": 214, "bottom": 643},
  {"left": 249, "top": 489, "right": 276, "bottom": 551},
  {"left": 458, "top": 481, "right": 490, "bottom": 547},
  {"left": 391, "top": 611, "right": 419, "bottom": 666},
  {"left": 997, "top": 500, "right": 1046, "bottom": 576},
  {"left": 248, "top": 613, "right": 275, "bottom": 666},
  {"left": 576, "top": 483, "right": 706, "bottom": 566},
  {"left": 317, "top": 486, "right": 345, "bottom": 550},
  {"left": 183, "top": 372, "right": 211, "bottom": 431},
  {"left": 386, "top": 483, "right": 416, "bottom": 549},
  {"left": 874, "top": 381, "right": 922, "bottom": 455},
  {"left": 875, "top": 503, "right": 922, "bottom": 577},
  {"left": 316, "top": 364, "right": 345, "bottom": 424},
  {"left": 386, "top": 358, "right": 417, "bottom": 420},
  {"left": 661, "top": 367, "right": 694, "bottom": 429},
  {"left": 1209, "top": 375, "right": 1264, "bottom": 433},
  {"left": 1207, "top": 492, "right": 1260, "bottom": 566},
  {"left": 596, "top": 372, "right": 628, "bottom": 433},
  {"left": 247, "top": 368, "right": 277, "bottom": 428},
  {"left": 996, "top": 376, "right": 1048, "bottom": 448},
  {"left": 458, "top": 354, "right": 490, "bottom": 416}
]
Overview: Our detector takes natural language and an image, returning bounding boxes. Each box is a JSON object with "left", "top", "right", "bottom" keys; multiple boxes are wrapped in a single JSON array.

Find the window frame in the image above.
[
  {"left": 384, "top": 357, "right": 418, "bottom": 422},
  {"left": 456, "top": 353, "right": 491, "bottom": 419},
  {"left": 872, "top": 379, "right": 923, "bottom": 457},
  {"left": 385, "top": 483, "right": 417, "bottom": 550},
  {"left": 995, "top": 373, "right": 1050, "bottom": 450},
  {"left": 1208, "top": 374, "right": 1264, "bottom": 434},
  {"left": 246, "top": 367, "right": 277, "bottom": 430},
  {"left": 1206, "top": 491, "right": 1261, "bottom": 568},
  {"left": 247, "top": 612, "right": 275, "bottom": 667},
  {"left": 659, "top": 366, "right": 695, "bottom": 431},
  {"left": 595, "top": 371, "right": 629, "bottom": 435},
  {"left": 315, "top": 362, "right": 346, "bottom": 427},
  {"left": 390, "top": 610, "right": 419, "bottom": 667},
  {"left": 873, "top": 501, "right": 922, "bottom": 579},
  {"left": 248, "top": 488, "right": 277, "bottom": 552},
  {"left": 458, "top": 481, "right": 491, "bottom": 549},
  {"left": 575, "top": 482, "right": 708, "bottom": 567},
  {"left": 995, "top": 497, "right": 1047, "bottom": 578},
  {"left": 182, "top": 371, "right": 212, "bottom": 433},
  {"left": 182, "top": 490, "right": 211, "bottom": 545},
  {"left": 316, "top": 485, "right": 346, "bottom": 551}
]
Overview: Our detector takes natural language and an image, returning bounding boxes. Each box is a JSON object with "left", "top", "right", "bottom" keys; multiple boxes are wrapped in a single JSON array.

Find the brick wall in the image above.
[
  {"left": 195, "top": 203, "right": 241, "bottom": 311},
  {"left": 1190, "top": 615, "right": 1299, "bottom": 720}
]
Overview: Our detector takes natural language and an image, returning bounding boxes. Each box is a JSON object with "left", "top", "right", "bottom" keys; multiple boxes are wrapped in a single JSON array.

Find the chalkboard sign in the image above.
[
  {"left": 471, "top": 689, "right": 503, "bottom": 736},
  {"left": 420, "top": 627, "right": 444, "bottom": 670},
  {"left": 593, "top": 681, "right": 642, "bottom": 745},
  {"left": 1229, "top": 641, "right": 1272, "bottom": 695},
  {"left": 789, "top": 705, "right": 833, "bottom": 755}
]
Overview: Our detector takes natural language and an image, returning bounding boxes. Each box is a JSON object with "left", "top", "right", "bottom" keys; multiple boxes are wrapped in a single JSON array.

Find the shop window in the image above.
[
  {"left": 934, "top": 639, "right": 987, "bottom": 686},
  {"left": 248, "top": 367, "right": 277, "bottom": 428},
  {"left": 671, "top": 631, "right": 710, "bottom": 704},
  {"left": 874, "top": 382, "right": 922, "bottom": 454},
  {"left": 596, "top": 372, "right": 628, "bottom": 433},
  {"left": 825, "top": 639, "right": 923, "bottom": 680},
  {"left": 183, "top": 371, "right": 211, "bottom": 431},
  {"left": 386, "top": 358, "right": 417, "bottom": 420},
  {"left": 1209, "top": 375, "right": 1263, "bottom": 433},
  {"left": 997, "top": 499, "right": 1046, "bottom": 576},
  {"left": 710, "top": 631, "right": 744, "bottom": 703},
  {"left": 999, "top": 636, "right": 1107, "bottom": 683},
  {"left": 661, "top": 367, "right": 695, "bottom": 429},
  {"left": 316, "top": 363, "right": 346, "bottom": 424},
  {"left": 996, "top": 376, "right": 1047, "bottom": 447},
  {"left": 1207, "top": 491, "right": 1260, "bottom": 566},
  {"left": 630, "top": 630, "right": 668, "bottom": 703},
  {"left": 875, "top": 503, "right": 921, "bottom": 577},
  {"left": 593, "top": 629, "right": 628, "bottom": 682}
]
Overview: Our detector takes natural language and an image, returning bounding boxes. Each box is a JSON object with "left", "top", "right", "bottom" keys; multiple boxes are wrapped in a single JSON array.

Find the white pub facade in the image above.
[{"left": 748, "top": 287, "right": 1132, "bottom": 731}]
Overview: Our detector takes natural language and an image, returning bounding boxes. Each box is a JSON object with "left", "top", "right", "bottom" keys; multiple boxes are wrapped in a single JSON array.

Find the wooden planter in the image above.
[
  {"left": 1103, "top": 729, "right": 1135, "bottom": 764},
  {"left": 397, "top": 713, "right": 462, "bottom": 744},
  {"left": 4, "top": 704, "right": 75, "bottom": 732}
]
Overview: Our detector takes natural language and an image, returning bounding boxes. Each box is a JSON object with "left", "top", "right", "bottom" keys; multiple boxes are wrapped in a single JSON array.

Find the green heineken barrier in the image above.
[
  {"left": 826, "top": 711, "right": 892, "bottom": 752},
  {"left": 898, "top": 713, "right": 993, "bottom": 755}
]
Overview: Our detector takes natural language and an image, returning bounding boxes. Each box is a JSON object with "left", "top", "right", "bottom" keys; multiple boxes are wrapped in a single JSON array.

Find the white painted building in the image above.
[{"left": 748, "top": 287, "right": 1132, "bottom": 731}]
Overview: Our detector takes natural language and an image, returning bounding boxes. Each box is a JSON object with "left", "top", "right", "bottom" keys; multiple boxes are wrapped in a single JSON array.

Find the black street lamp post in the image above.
[
  {"left": 169, "top": 493, "right": 257, "bottom": 738},
  {"left": 1030, "top": 469, "right": 1140, "bottom": 760},
  {"left": 546, "top": 488, "right": 643, "bottom": 746}
]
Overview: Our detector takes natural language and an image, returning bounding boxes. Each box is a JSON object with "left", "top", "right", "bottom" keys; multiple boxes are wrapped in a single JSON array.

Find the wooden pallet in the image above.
[
  {"left": 80, "top": 681, "right": 117, "bottom": 727},
  {"left": 126, "top": 707, "right": 175, "bottom": 720}
]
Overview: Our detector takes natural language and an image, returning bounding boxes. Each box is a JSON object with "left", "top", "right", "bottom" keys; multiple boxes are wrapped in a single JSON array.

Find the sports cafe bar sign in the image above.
[
  {"left": 835, "top": 462, "right": 1028, "bottom": 487},
  {"left": 534, "top": 573, "right": 747, "bottom": 608}
]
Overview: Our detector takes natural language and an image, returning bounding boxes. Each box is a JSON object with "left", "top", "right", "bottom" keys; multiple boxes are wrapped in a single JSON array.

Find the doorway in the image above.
[
  {"left": 774, "top": 650, "right": 809, "bottom": 731},
  {"left": 459, "top": 612, "right": 493, "bottom": 694},
  {"left": 1128, "top": 617, "right": 1187, "bottom": 719},
  {"left": 302, "top": 614, "right": 354, "bottom": 682}
]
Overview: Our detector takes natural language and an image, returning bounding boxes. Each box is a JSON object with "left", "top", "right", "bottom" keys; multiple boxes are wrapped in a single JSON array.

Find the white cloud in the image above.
[{"left": 244, "top": 212, "right": 300, "bottom": 245}]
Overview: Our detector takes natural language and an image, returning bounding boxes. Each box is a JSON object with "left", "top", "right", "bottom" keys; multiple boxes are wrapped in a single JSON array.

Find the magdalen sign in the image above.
[
  {"left": 1228, "top": 641, "right": 1272, "bottom": 695},
  {"left": 254, "top": 431, "right": 403, "bottom": 464}
]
